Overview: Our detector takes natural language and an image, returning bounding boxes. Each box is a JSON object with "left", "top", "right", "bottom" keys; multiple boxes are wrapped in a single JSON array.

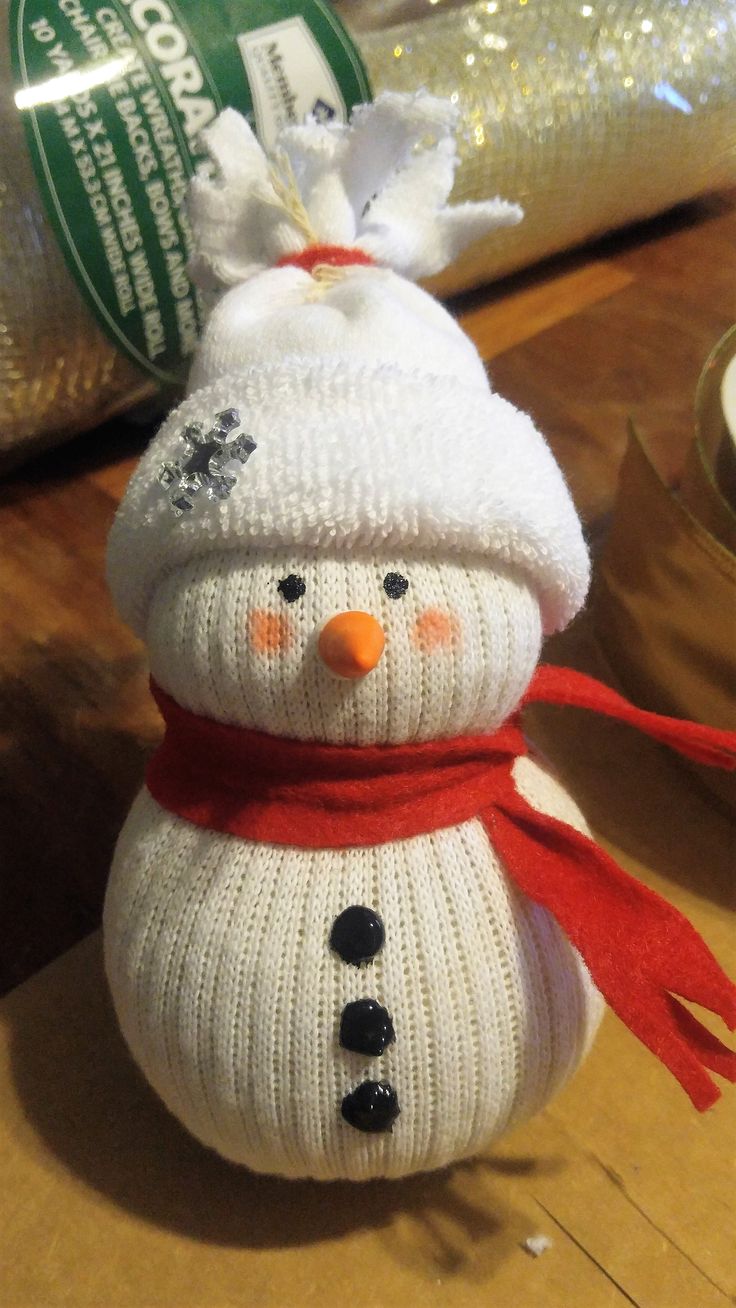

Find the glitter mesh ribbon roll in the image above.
[
  {"left": 347, "top": 0, "right": 736, "bottom": 296},
  {"left": 0, "top": 5, "right": 157, "bottom": 463},
  {"left": 2, "top": 0, "right": 735, "bottom": 457}
]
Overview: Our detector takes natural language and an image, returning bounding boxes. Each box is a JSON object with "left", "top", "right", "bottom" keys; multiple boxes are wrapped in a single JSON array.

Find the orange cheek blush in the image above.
[
  {"left": 413, "top": 608, "right": 461, "bottom": 653},
  {"left": 248, "top": 609, "right": 294, "bottom": 654}
]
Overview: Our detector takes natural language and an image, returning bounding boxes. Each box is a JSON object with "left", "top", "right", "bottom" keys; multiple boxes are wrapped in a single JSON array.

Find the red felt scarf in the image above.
[{"left": 146, "top": 666, "right": 736, "bottom": 1111}]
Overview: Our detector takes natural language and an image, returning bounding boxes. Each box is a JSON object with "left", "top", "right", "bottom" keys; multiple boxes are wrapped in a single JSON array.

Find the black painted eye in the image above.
[
  {"left": 383, "top": 572, "right": 409, "bottom": 600},
  {"left": 277, "top": 574, "right": 306, "bottom": 604}
]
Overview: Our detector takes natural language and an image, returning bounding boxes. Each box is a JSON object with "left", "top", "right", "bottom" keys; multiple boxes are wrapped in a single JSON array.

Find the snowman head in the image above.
[
  {"left": 108, "top": 96, "right": 589, "bottom": 738},
  {"left": 109, "top": 359, "right": 587, "bottom": 745},
  {"left": 145, "top": 547, "right": 542, "bottom": 744}
]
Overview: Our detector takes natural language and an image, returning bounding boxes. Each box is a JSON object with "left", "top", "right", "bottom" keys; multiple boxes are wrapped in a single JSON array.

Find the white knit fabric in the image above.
[
  {"left": 104, "top": 758, "right": 603, "bottom": 1182},
  {"left": 105, "top": 555, "right": 603, "bottom": 1179},
  {"left": 145, "top": 554, "right": 542, "bottom": 742},
  {"left": 104, "top": 93, "right": 603, "bottom": 1182}
]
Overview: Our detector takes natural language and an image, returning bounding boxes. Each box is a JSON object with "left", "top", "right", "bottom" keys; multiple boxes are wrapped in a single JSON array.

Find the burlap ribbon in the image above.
[{"left": 594, "top": 329, "right": 736, "bottom": 813}]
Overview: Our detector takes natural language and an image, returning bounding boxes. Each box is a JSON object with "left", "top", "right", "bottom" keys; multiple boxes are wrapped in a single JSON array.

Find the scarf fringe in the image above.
[{"left": 490, "top": 779, "right": 736, "bottom": 1110}]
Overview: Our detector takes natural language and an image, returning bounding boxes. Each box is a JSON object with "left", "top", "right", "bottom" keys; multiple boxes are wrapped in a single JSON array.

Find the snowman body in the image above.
[
  {"left": 105, "top": 755, "right": 602, "bottom": 1181},
  {"left": 104, "top": 553, "right": 603, "bottom": 1181}
]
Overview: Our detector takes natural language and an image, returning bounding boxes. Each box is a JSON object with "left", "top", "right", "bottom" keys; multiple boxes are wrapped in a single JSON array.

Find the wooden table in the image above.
[{"left": 1, "top": 193, "right": 734, "bottom": 1307}]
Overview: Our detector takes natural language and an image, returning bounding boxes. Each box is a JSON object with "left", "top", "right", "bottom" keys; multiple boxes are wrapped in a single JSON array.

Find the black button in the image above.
[
  {"left": 341, "top": 1080, "right": 400, "bottom": 1133},
  {"left": 383, "top": 571, "right": 409, "bottom": 599},
  {"left": 277, "top": 574, "right": 306, "bottom": 604},
  {"left": 330, "top": 906, "right": 385, "bottom": 966},
  {"left": 340, "top": 998, "right": 395, "bottom": 1056}
]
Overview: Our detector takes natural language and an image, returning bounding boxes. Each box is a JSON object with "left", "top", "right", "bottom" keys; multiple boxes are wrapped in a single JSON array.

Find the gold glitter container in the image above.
[
  {"left": 1, "top": 0, "right": 735, "bottom": 458},
  {"left": 343, "top": 0, "right": 736, "bottom": 296}
]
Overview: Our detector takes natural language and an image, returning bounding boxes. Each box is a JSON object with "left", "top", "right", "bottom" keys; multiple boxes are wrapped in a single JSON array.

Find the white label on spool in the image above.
[{"left": 237, "top": 16, "right": 346, "bottom": 148}]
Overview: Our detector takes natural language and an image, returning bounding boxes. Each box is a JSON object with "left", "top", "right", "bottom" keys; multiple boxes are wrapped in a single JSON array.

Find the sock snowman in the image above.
[{"left": 104, "top": 94, "right": 736, "bottom": 1182}]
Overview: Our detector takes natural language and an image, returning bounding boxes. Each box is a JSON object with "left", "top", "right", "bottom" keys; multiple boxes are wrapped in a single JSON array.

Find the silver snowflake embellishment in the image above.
[{"left": 158, "top": 408, "right": 256, "bottom": 516}]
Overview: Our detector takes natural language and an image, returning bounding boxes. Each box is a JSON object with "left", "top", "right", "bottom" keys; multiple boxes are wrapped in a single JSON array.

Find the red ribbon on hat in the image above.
[
  {"left": 276, "top": 245, "right": 376, "bottom": 274},
  {"left": 146, "top": 664, "right": 736, "bottom": 1111}
]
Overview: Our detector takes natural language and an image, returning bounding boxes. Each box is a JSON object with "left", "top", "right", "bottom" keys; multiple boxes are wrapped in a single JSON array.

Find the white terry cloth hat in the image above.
[
  {"left": 107, "top": 359, "right": 589, "bottom": 638},
  {"left": 186, "top": 262, "right": 492, "bottom": 395},
  {"left": 184, "top": 93, "right": 522, "bottom": 395},
  {"left": 107, "top": 92, "right": 589, "bottom": 638}
]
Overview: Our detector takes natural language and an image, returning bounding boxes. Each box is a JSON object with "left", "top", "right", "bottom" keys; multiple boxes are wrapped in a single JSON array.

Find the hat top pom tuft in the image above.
[{"left": 186, "top": 91, "right": 523, "bottom": 289}]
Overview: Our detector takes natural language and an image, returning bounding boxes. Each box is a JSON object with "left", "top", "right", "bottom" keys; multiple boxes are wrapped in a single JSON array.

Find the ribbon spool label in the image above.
[{"left": 10, "top": 0, "right": 370, "bottom": 384}]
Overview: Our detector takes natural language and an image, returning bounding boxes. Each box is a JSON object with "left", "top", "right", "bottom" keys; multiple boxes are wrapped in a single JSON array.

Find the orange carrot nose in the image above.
[{"left": 318, "top": 611, "right": 386, "bottom": 679}]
